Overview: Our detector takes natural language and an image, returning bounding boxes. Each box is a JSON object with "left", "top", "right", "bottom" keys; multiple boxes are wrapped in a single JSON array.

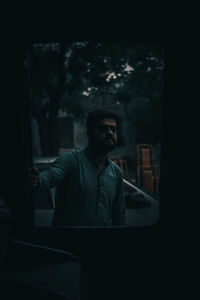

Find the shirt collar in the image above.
[{"left": 84, "top": 147, "right": 111, "bottom": 168}]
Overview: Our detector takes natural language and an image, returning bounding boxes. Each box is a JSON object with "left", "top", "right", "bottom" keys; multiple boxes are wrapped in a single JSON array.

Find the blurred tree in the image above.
[
  {"left": 115, "top": 43, "right": 164, "bottom": 144},
  {"left": 30, "top": 43, "right": 71, "bottom": 155},
  {"left": 29, "top": 41, "right": 164, "bottom": 155}
]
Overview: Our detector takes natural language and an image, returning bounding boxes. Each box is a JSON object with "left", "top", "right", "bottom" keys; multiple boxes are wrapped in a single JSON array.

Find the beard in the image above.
[
  {"left": 90, "top": 134, "right": 117, "bottom": 153},
  {"left": 100, "top": 143, "right": 115, "bottom": 152},
  {"left": 102, "top": 136, "right": 116, "bottom": 152}
]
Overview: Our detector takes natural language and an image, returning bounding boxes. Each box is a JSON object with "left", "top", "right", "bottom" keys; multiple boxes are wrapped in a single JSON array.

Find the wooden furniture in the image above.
[{"left": 137, "top": 144, "right": 160, "bottom": 194}]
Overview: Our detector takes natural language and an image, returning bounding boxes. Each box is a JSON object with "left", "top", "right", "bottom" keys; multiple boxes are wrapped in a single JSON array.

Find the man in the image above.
[{"left": 28, "top": 110, "right": 125, "bottom": 227}]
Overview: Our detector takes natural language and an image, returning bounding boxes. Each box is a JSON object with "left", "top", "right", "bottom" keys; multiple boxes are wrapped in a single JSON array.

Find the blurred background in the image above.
[{"left": 28, "top": 41, "right": 164, "bottom": 197}]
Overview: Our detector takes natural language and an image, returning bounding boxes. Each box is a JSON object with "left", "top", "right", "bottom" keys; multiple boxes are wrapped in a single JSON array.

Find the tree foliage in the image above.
[{"left": 29, "top": 41, "right": 164, "bottom": 154}]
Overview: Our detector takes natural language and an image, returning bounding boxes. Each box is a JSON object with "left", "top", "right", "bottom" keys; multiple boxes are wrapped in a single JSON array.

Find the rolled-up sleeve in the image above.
[
  {"left": 39, "top": 152, "right": 75, "bottom": 190},
  {"left": 112, "top": 175, "right": 126, "bottom": 226}
]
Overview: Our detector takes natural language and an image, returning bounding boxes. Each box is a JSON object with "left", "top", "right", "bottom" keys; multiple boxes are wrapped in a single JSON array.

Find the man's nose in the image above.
[{"left": 107, "top": 128, "right": 113, "bottom": 135}]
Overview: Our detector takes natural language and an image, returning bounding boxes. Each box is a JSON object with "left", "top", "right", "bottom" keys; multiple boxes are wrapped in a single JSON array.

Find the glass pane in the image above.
[{"left": 28, "top": 41, "right": 164, "bottom": 228}]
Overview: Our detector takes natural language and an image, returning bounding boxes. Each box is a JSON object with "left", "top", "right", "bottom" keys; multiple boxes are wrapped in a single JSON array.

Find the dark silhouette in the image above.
[{"left": 28, "top": 110, "right": 125, "bottom": 227}]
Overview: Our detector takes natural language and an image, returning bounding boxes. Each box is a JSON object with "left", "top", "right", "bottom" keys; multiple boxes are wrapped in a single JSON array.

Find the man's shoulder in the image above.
[
  {"left": 62, "top": 149, "right": 82, "bottom": 157},
  {"left": 56, "top": 149, "right": 82, "bottom": 164}
]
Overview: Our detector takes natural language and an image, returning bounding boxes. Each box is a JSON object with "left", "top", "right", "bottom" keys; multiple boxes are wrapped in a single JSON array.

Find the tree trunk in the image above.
[
  {"left": 46, "top": 43, "right": 68, "bottom": 156},
  {"left": 36, "top": 114, "right": 49, "bottom": 155},
  {"left": 47, "top": 92, "right": 60, "bottom": 155}
]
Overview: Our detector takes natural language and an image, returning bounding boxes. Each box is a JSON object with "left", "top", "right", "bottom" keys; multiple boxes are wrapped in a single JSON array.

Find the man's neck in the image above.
[{"left": 87, "top": 145, "right": 108, "bottom": 169}]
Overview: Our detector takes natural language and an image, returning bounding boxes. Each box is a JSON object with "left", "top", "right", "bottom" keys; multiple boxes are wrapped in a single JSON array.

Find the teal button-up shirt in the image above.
[{"left": 39, "top": 148, "right": 125, "bottom": 227}]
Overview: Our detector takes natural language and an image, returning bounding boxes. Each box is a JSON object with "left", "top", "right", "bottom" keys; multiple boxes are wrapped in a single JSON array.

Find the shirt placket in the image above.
[
  {"left": 96, "top": 167, "right": 108, "bottom": 215},
  {"left": 96, "top": 171, "right": 101, "bottom": 215}
]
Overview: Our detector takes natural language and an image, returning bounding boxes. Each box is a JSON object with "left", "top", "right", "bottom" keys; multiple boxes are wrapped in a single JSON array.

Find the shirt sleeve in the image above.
[
  {"left": 39, "top": 151, "right": 76, "bottom": 190},
  {"left": 112, "top": 173, "right": 126, "bottom": 226}
]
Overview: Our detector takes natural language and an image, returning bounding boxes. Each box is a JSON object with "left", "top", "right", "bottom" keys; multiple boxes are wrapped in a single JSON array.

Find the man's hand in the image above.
[{"left": 27, "top": 167, "right": 40, "bottom": 188}]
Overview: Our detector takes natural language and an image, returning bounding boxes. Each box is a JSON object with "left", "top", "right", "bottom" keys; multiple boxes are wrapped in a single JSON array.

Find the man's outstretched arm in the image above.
[{"left": 27, "top": 151, "right": 76, "bottom": 190}]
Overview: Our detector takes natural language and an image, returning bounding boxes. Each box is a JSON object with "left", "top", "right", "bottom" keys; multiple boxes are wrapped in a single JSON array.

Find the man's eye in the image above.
[
  {"left": 111, "top": 127, "right": 117, "bottom": 133},
  {"left": 97, "top": 125, "right": 117, "bottom": 134}
]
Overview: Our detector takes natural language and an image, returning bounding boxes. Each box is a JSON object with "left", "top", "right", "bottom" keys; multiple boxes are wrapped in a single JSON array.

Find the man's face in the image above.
[{"left": 89, "top": 118, "right": 118, "bottom": 152}]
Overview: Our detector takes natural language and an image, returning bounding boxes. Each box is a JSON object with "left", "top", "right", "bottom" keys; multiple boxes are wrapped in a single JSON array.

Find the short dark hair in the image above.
[{"left": 86, "top": 110, "right": 119, "bottom": 131}]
